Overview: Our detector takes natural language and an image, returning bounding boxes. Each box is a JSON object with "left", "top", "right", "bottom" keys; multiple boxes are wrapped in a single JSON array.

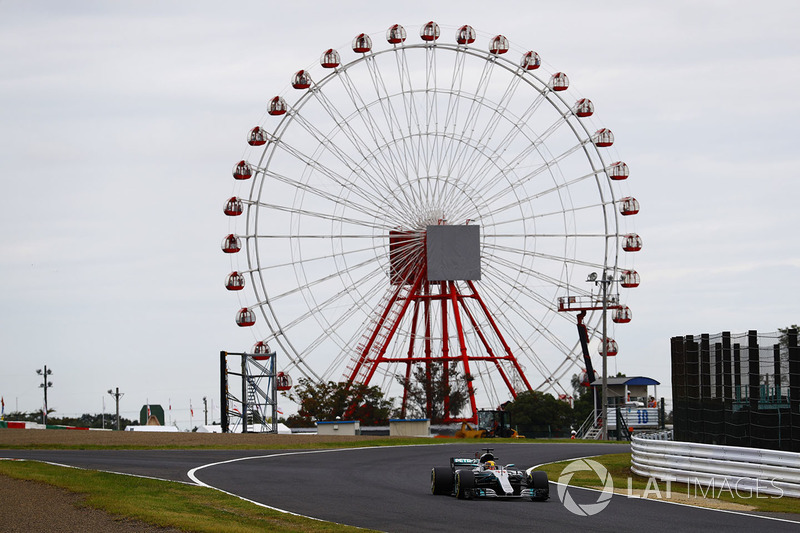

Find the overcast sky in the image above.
[{"left": 1, "top": 1, "right": 798, "bottom": 429}]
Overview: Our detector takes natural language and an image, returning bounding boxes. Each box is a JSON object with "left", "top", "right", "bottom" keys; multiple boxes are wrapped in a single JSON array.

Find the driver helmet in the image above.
[{"left": 485, "top": 460, "right": 496, "bottom": 470}]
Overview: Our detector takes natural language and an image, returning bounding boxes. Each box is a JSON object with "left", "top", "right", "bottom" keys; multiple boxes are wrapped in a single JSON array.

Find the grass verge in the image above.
[
  {"left": 0, "top": 460, "right": 374, "bottom": 532},
  {"left": 0, "top": 437, "right": 438, "bottom": 451},
  {"left": 535, "top": 453, "right": 799, "bottom": 515}
]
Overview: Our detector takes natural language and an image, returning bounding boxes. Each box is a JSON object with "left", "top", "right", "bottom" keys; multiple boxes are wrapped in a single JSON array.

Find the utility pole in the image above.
[
  {"left": 600, "top": 273, "right": 610, "bottom": 441},
  {"left": 36, "top": 366, "right": 53, "bottom": 425},
  {"left": 107, "top": 388, "right": 124, "bottom": 430},
  {"left": 203, "top": 396, "right": 208, "bottom": 426},
  {"left": 586, "top": 271, "right": 613, "bottom": 441}
]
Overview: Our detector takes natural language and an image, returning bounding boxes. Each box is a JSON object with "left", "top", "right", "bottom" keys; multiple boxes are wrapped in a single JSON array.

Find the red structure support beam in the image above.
[
  {"left": 456, "top": 292, "right": 517, "bottom": 397},
  {"left": 466, "top": 280, "right": 534, "bottom": 392},
  {"left": 448, "top": 281, "right": 478, "bottom": 422},
  {"left": 345, "top": 235, "right": 536, "bottom": 422},
  {"left": 440, "top": 281, "right": 451, "bottom": 418},
  {"left": 401, "top": 298, "right": 422, "bottom": 419},
  {"left": 359, "top": 268, "right": 426, "bottom": 388},
  {"left": 346, "top": 279, "right": 406, "bottom": 384}
]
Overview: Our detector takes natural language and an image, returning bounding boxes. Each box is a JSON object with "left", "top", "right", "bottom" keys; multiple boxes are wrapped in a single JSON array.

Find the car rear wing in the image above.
[{"left": 450, "top": 457, "right": 480, "bottom": 469}]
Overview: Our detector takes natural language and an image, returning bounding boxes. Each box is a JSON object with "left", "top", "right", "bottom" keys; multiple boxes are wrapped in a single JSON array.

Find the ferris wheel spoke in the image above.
[
  {"left": 335, "top": 69, "right": 411, "bottom": 194},
  {"left": 323, "top": 100, "right": 426, "bottom": 217},
  {"left": 261, "top": 251, "right": 384, "bottom": 306},
  {"left": 257, "top": 165, "right": 393, "bottom": 226},
  {"left": 477, "top": 273, "right": 572, "bottom": 366},
  {"left": 480, "top": 271, "right": 588, "bottom": 361},
  {"left": 303, "top": 270, "right": 394, "bottom": 381},
  {"left": 277, "top": 271, "right": 387, "bottom": 382},
  {"left": 486, "top": 250, "right": 572, "bottom": 294},
  {"left": 490, "top": 203, "right": 610, "bottom": 231},
  {"left": 486, "top": 250, "right": 606, "bottom": 310},
  {"left": 441, "top": 46, "right": 467, "bottom": 144},
  {"left": 439, "top": 59, "right": 496, "bottom": 199},
  {"left": 476, "top": 144, "right": 598, "bottom": 218},
  {"left": 252, "top": 240, "right": 384, "bottom": 274},
  {"left": 252, "top": 198, "right": 389, "bottom": 232},
  {"left": 256, "top": 320, "right": 325, "bottom": 382},
  {"left": 454, "top": 110, "right": 593, "bottom": 214},
  {"left": 309, "top": 88, "right": 404, "bottom": 200},
  {"left": 484, "top": 240, "right": 609, "bottom": 272},
  {"left": 433, "top": 49, "right": 469, "bottom": 188},
  {"left": 457, "top": 95, "right": 562, "bottom": 195},
  {"left": 473, "top": 277, "right": 559, "bottom": 348},
  {"left": 267, "top": 116, "right": 406, "bottom": 217},
  {"left": 544, "top": 356, "right": 587, "bottom": 391},
  {"left": 478, "top": 269, "right": 563, "bottom": 333},
  {"left": 444, "top": 59, "right": 495, "bottom": 171},
  {"left": 461, "top": 90, "right": 547, "bottom": 177},
  {"left": 490, "top": 232, "right": 609, "bottom": 239},
  {"left": 259, "top": 279, "right": 385, "bottom": 379},
  {"left": 361, "top": 55, "right": 419, "bottom": 188},
  {"left": 279, "top": 112, "right": 397, "bottom": 207},
  {"left": 298, "top": 282, "right": 381, "bottom": 369},
  {"left": 254, "top": 234, "right": 377, "bottom": 240},
  {"left": 423, "top": 45, "right": 439, "bottom": 179},
  {"left": 481, "top": 201, "right": 612, "bottom": 234},
  {"left": 467, "top": 288, "right": 559, "bottom": 386},
  {"left": 392, "top": 47, "right": 426, "bottom": 185},
  {"left": 448, "top": 72, "right": 525, "bottom": 196},
  {"left": 480, "top": 260, "right": 562, "bottom": 315}
]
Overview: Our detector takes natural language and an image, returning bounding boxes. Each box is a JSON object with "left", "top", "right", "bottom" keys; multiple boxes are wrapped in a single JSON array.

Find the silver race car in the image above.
[{"left": 431, "top": 449, "right": 550, "bottom": 501}]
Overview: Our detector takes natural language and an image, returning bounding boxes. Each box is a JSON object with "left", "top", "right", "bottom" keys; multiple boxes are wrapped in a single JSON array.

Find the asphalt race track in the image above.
[{"left": 4, "top": 443, "right": 799, "bottom": 532}]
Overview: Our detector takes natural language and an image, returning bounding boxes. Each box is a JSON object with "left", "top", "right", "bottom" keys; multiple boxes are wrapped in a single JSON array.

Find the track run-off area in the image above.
[{"left": 3, "top": 442, "right": 799, "bottom": 532}]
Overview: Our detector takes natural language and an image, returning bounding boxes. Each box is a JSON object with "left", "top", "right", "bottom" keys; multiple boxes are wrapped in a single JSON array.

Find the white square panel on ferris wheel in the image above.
[{"left": 426, "top": 225, "right": 481, "bottom": 282}]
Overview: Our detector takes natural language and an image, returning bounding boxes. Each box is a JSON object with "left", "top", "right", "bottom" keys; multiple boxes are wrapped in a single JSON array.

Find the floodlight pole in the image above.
[
  {"left": 586, "top": 272, "right": 612, "bottom": 440},
  {"left": 600, "top": 275, "right": 609, "bottom": 441},
  {"left": 107, "top": 387, "right": 123, "bottom": 430},
  {"left": 36, "top": 365, "right": 53, "bottom": 425}
]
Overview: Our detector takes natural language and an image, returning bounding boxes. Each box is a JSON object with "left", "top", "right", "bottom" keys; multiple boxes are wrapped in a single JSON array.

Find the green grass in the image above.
[
  {"left": 535, "top": 453, "right": 799, "bottom": 515},
  {"left": 0, "top": 460, "right": 374, "bottom": 532}
]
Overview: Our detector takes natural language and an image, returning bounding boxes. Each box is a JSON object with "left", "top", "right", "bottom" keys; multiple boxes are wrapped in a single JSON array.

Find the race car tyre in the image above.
[
  {"left": 527, "top": 471, "right": 550, "bottom": 501},
  {"left": 455, "top": 470, "right": 475, "bottom": 500},
  {"left": 431, "top": 467, "right": 454, "bottom": 495}
]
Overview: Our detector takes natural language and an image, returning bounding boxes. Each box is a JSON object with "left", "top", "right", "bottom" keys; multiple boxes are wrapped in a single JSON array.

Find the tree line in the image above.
[
  {"left": 283, "top": 365, "right": 602, "bottom": 438},
  {"left": 3, "top": 411, "right": 136, "bottom": 430}
]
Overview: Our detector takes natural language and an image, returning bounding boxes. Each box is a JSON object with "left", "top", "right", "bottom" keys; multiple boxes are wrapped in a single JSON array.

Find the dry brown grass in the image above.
[{"left": 0, "top": 428, "right": 394, "bottom": 449}]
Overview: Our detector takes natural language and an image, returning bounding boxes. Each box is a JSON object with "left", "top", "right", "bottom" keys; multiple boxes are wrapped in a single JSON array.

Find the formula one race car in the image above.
[{"left": 431, "top": 448, "right": 549, "bottom": 501}]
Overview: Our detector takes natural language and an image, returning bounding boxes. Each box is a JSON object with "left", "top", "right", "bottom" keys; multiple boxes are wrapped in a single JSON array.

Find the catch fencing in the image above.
[{"left": 670, "top": 329, "right": 800, "bottom": 452}]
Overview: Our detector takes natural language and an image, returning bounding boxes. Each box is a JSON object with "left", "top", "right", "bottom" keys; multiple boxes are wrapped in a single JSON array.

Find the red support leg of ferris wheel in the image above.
[{"left": 344, "top": 225, "right": 533, "bottom": 423}]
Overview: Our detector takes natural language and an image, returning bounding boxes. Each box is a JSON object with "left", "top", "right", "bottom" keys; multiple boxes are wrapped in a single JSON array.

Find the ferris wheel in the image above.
[{"left": 223, "top": 22, "right": 640, "bottom": 422}]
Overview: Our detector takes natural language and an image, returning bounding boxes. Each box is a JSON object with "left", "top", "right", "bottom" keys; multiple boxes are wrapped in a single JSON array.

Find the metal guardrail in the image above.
[
  {"left": 631, "top": 436, "right": 800, "bottom": 498},
  {"left": 634, "top": 429, "right": 673, "bottom": 440}
]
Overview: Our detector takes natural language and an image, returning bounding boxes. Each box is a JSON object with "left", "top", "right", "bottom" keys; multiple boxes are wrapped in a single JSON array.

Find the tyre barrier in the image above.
[{"left": 631, "top": 435, "right": 800, "bottom": 498}]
